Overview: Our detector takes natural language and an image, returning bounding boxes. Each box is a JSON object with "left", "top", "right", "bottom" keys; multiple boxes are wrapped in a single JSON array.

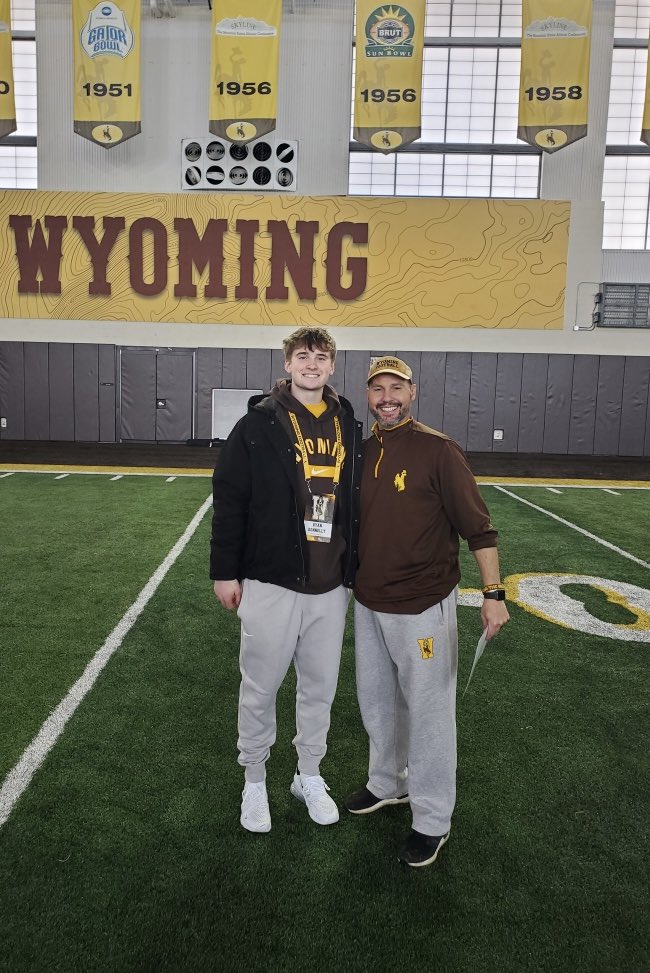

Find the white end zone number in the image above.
[{"left": 459, "top": 574, "right": 650, "bottom": 642}]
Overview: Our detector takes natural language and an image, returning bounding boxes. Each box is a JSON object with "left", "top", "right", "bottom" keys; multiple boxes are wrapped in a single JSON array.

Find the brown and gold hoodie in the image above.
[
  {"left": 272, "top": 380, "right": 347, "bottom": 594},
  {"left": 354, "top": 418, "right": 497, "bottom": 614}
]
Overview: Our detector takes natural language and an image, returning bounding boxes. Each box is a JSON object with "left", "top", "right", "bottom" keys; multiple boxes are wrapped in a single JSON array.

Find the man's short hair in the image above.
[{"left": 283, "top": 327, "right": 337, "bottom": 363}]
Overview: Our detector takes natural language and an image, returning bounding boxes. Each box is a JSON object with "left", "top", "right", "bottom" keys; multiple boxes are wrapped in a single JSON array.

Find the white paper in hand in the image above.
[{"left": 463, "top": 628, "right": 488, "bottom": 698}]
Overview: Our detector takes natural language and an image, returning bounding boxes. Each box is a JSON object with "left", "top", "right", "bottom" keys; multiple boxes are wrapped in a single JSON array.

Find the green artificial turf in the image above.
[{"left": 0, "top": 476, "right": 648, "bottom": 973}]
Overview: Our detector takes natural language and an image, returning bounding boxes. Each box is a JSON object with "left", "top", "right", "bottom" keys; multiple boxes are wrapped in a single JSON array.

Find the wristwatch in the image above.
[{"left": 482, "top": 584, "right": 506, "bottom": 601}]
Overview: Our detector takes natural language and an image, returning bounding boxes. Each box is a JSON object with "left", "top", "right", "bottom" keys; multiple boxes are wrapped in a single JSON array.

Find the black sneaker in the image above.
[
  {"left": 397, "top": 829, "right": 450, "bottom": 867},
  {"left": 344, "top": 786, "right": 409, "bottom": 814}
]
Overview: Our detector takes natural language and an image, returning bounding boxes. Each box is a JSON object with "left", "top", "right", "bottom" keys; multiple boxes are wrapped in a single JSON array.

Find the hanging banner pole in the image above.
[
  {"left": 353, "top": 0, "right": 426, "bottom": 153},
  {"left": 209, "top": 1, "right": 281, "bottom": 145},
  {"left": 518, "top": 0, "right": 592, "bottom": 152},
  {"left": 0, "top": 0, "right": 17, "bottom": 139},
  {"left": 641, "top": 34, "right": 650, "bottom": 147},
  {"left": 72, "top": 0, "right": 141, "bottom": 149}
]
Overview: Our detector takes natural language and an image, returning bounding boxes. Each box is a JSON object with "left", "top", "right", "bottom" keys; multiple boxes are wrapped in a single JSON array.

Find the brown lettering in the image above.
[
  {"left": 326, "top": 222, "right": 368, "bottom": 300},
  {"left": 72, "top": 216, "right": 125, "bottom": 296},
  {"left": 129, "top": 218, "right": 168, "bottom": 296},
  {"left": 174, "top": 218, "right": 227, "bottom": 298},
  {"left": 235, "top": 219, "right": 259, "bottom": 299},
  {"left": 10, "top": 215, "right": 67, "bottom": 295},
  {"left": 266, "top": 220, "right": 318, "bottom": 300}
]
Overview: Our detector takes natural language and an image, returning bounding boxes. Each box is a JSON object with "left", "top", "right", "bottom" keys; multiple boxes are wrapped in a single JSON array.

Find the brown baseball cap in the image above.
[{"left": 367, "top": 356, "right": 413, "bottom": 384}]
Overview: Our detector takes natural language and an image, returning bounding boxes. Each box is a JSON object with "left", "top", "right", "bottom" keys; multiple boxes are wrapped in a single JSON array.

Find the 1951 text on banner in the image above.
[
  {"left": 0, "top": 0, "right": 16, "bottom": 139},
  {"left": 210, "top": 1, "right": 281, "bottom": 145},
  {"left": 72, "top": 0, "right": 142, "bottom": 149},
  {"left": 353, "top": 1, "right": 425, "bottom": 153},
  {"left": 518, "top": 0, "right": 591, "bottom": 152}
]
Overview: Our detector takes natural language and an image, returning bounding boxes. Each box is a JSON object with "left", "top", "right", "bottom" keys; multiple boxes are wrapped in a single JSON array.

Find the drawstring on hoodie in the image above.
[{"left": 373, "top": 425, "right": 383, "bottom": 479}]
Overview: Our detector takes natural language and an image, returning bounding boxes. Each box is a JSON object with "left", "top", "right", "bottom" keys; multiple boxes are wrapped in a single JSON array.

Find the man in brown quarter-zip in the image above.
[{"left": 345, "top": 356, "right": 509, "bottom": 868}]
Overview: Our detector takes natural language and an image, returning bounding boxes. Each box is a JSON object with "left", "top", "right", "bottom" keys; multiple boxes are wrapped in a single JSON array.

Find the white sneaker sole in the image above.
[
  {"left": 290, "top": 781, "right": 339, "bottom": 826},
  {"left": 240, "top": 814, "right": 271, "bottom": 834}
]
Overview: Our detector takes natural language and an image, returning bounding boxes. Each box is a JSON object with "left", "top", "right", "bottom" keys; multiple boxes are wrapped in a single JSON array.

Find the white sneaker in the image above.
[
  {"left": 290, "top": 772, "right": 339, "bottom": 825},
  {"left": 240, "top": 781, "right": 271, "bottom": 833}
]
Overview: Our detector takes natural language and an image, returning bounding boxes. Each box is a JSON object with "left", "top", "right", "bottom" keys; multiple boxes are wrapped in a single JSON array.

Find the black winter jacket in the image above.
[{"left": 210, "top": 390, "right": 363, "bottom": 588}]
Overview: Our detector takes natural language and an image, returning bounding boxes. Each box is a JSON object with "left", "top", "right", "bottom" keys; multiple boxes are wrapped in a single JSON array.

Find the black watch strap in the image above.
[{"left": 483, "top": 589, "right": 506, "bottom": 601}]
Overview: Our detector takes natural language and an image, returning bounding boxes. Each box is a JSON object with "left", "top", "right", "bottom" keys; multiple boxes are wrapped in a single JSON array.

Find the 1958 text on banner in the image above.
[{"left": 518, "top": 0, "right": 591, "bottom": 152}]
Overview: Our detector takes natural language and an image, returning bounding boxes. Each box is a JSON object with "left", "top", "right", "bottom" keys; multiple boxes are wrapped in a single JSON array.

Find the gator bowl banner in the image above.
[
  {"left": 0, "top": 190, "right": 569, "bottom": 329},
  {"left": 354, "top": 1, "right": 426, "bottom": 153},
  {"left": 518, "top": 0, "right": 592, "bottom": 152},
  {"left": 0, "top": 0, "right": 16, "bottom": 139},
  {"left": 72, "top": 0, "right": 141, "bottom": 148}
]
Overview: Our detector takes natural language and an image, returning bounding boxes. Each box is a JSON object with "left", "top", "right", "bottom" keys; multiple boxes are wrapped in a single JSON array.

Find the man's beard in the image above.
[{"left": 370, "top": 403, "right": 412, "bottom": 429}]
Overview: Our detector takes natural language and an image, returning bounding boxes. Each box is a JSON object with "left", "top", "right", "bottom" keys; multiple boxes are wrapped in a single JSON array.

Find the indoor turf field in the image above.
[{"left": 0, "top": 468, "right": 648, "bottom": 973}]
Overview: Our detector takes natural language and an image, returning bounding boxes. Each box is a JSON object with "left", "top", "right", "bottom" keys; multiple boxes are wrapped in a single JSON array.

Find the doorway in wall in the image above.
[{"left": 118, "top": 348, "right": 195, "bottom": 443}]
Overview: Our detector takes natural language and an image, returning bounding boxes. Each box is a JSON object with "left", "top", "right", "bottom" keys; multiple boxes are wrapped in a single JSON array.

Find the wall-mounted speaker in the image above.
[{"left": 181, "top": 136, "right": 298, "bottom": 192}]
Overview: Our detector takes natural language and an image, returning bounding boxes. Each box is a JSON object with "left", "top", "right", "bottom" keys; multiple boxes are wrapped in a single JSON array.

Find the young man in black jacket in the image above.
[{"left": 211, "top": 327, "right": 362, "bottom": 833}]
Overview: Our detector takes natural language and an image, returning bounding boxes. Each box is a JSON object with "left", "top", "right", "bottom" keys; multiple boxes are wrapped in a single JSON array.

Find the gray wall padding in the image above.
[{"left": 1, "top": 342, "right": 649, "bottom": 456}]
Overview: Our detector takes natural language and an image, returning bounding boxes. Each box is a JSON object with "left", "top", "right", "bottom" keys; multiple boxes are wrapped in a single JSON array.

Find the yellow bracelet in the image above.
[{"left": 482, "top": 583, "right": 505, "bottom": 593}]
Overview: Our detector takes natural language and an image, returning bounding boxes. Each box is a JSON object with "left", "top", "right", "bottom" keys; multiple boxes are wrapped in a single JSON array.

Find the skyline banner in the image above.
[
  {"left": 209, "top": 0, "right": 281, "bottom": 145},
  {"left": 642, "top": 31, "right": 650, "bottom": 146},
  {"left": 353, "top": 0, "right": 426, "bottom": 153},
  {"left": 72, "top": 0, "right": 141, "bottom": 149},
  {"left": 0, "top": 0, "right": 16, "bottom": 139},
  {"left": 0, "top": 190, "right": 569, "bottom": 329},
  {"left": 518, "top": 0, "right": 592, "bottom": 153}
]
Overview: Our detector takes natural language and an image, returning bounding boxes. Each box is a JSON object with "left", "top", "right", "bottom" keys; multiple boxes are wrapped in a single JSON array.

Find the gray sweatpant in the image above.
[
  {"left": 237, "top": 579, "right": 349, "bottom": 783},
  {"left": 354, "top": 589, "right": 459, "bottom": 836}
]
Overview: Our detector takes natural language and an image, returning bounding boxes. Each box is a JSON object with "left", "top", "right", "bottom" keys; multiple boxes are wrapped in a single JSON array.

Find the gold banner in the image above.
[
  {"left": 354, "top": 0, "right": 425, "bottom": 152},
  {"left": 72, "top": 0, "right": 141, "bottom": 148},
  {"left": 642, "top": 32, "right": 650, "bottom": 146},
  {"left": 518, "top": 0, "right": 591, "bottom": 152},
  {"left": 209, "top": 0, "right": 281, "bottom": 144},
  {"left": 0, "top": 190, "right": 569, "bottom": 329},
  {"left": 0, "top": 0, "right": 16, "bottom": 139}
]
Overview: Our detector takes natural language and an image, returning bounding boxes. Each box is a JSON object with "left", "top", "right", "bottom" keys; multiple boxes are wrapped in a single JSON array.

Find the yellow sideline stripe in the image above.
[
  {"left": 0, "top": 466, "right": 647, "bottom": 487},
  {"left": 476, "top": 476, "right": 650, "bottom": 488},
  {"left": 0, "top": 464, "right": 212, "bottom": 476}
]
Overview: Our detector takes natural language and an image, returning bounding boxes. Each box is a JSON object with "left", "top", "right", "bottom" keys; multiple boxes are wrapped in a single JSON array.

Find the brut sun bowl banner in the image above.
[
  {"left": 518, "top": 0, "right": 591, "bottom": 152},
  {"left": 0, "top": 0, "right": 16, "bottom": 139},
  {"left": 354, "top": 0, "right": 425, "bottom": 152},
  {"left": 0, "top": 190, "right": 569, "bottom": 329},
  {"left": 209, "top": 0, "right": 281, "bottom": 145},
  {"left": 72, "top": 0, "right": 141, "bottom": 148}
]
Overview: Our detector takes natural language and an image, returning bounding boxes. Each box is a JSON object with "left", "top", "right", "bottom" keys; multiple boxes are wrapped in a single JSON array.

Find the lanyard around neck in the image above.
[{"left": 288, "top": 411, "right": 343, "bottom": 493}]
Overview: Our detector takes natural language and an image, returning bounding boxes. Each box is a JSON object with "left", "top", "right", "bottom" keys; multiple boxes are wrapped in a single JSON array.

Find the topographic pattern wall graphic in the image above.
[{"left": 0, "top": 191, "right": 569, "bottom": 328}]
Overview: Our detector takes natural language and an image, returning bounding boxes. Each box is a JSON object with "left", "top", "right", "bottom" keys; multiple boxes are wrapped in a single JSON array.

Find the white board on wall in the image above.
[{"left": 211, "top": 388, "right": 262, "bottom": 440}]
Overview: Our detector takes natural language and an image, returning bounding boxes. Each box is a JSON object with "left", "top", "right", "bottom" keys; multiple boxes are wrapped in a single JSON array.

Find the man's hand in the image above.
[
  {"left": 480, "top": 598, "right": 509, "bottom": 640},
  {"left": 213, "top": 579, "right": 242, "bottom": 610}
]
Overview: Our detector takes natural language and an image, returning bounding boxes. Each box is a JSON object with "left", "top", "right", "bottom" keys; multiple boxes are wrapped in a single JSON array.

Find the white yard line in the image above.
[
  {"left": 0, "top": 472, "right": 14, "bottom": 478},
  {"left": 603, "top": 488, "right": 620, "bottom": 496},
  {"left": 54, "top": 473, "right": 69, "bottom": 480},
  {"left": 166, "top": 477, "right": 176, "bottom": 483},
  {"left": 110, "top": 475, "right": 123, "bottom": 481},
  {"left": 494, "top": 486, "right": 650, "bottom": 570},
  {"left": 0, "top": 495, "right": 213, "bottom": 830},
  {"left": 546, "top": 487, "right": 562, "bottom": 494}
]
